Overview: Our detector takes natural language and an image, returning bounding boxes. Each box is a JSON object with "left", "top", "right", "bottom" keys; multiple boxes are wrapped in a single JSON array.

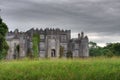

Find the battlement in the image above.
[
  {"left": 26, "top": 28, "right": 70, "bottom": 34},
  {"left": 8, "top": 29, "right": 25, "bottom": 35}
]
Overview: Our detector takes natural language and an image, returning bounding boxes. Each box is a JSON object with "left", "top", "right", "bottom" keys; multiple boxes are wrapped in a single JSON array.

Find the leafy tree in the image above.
[
  {"left": 32, "top": 33, "right": 40, "bottom": 58},
  {"left": 89, "top": 46, "right": 104, "bottom": 56},
  {"left": 104, "top": 49, "right": 114, "bottom": 58},
  {"left": 89, "top": 41, "right": 101, "bottom": 56},
  {"left": 105, "top": 43, "right": 120, "bottom": 56},
  {"left": 89, "top": 41, "right": 107, "bottom": 57},
  {"left": 89, "top": 41, "right": 97, "bottom": 48},
  {"left": 0, "top": 17, "right": 9, "bottom": 59},
  {"left": 89, "top": 41, "right": 117, "bottom": 57}
]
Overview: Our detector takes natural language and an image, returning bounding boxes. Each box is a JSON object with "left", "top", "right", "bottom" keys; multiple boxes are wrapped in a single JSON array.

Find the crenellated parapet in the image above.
[{"left": 25, "top": 28, "right": 70, "bottom": 35}]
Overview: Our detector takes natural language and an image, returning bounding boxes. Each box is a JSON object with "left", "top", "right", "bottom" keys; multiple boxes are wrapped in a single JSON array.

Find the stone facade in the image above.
[
  {"left": 69, "top": 32, "right": 89, "bottom": 58},
  {"left": 6, "top": 28, "right": 89, "bottom": 59}
]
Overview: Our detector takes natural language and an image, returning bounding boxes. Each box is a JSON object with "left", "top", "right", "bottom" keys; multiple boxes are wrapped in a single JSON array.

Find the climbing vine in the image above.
[{"left": 32, "top": 33, "right": 40, "bottom": 58}]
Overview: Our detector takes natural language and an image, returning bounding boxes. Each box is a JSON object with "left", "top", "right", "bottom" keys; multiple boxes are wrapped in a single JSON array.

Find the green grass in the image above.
[{"left": 0, "top": 57, "right": 120, "bottom": 80}]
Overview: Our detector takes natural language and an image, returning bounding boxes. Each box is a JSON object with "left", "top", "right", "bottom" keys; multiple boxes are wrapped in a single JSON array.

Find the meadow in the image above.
[{"left": 0, "top": 57, "right": 120, "bottom": 80}]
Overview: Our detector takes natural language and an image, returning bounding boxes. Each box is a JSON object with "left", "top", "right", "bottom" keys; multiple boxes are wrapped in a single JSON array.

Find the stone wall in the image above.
[{"left": 6, "top": 28, "right": 89, "bottom": 59}]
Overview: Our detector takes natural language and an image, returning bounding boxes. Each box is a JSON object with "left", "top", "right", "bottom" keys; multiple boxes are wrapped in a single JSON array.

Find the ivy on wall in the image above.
[{"left": 32, "top": 33, "right": 40, "bottom": 58}]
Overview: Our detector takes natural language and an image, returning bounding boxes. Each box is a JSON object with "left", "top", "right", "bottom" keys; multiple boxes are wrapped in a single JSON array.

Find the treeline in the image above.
[
  {"left": 0, "top": 17, "right": 9, "bottom": 59},
  {"left": 89, "top": 41, "right": 120, "bottom": 57}
]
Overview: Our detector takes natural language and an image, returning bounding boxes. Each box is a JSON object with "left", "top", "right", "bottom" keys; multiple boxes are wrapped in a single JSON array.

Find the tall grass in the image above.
[{"left": 0, "top": 57, "right": 120, "bottom": 80}]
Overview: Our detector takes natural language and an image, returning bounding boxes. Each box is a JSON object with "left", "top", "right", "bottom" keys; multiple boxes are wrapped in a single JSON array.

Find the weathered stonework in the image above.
[{"left": 6, "top": 28, "right": 89, "bottom": 59}]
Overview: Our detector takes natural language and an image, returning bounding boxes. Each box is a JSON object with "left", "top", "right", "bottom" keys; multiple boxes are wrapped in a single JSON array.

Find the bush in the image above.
[{"left": 66, "top": 51, "right": 73, "bottom": 58}]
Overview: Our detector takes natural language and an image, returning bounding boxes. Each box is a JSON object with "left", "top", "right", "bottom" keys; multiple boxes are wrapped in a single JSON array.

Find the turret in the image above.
[
  {"left": 14, "top": 29, "right": 19, "bottom": 35},
  {"left": 81, "top": 32, "right": 84, "bottom": 38},
  {"left": 85, "top": 36, "right": 88, "bottom": 40}
]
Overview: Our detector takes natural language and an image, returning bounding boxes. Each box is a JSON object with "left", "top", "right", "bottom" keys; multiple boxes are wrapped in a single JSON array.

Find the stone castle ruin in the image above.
[{"left": 6, "top": 28, "right": 89, "bottom": 59}]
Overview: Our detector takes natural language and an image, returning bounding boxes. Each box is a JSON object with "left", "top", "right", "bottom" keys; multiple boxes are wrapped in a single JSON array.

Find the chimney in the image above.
[
  {"left": 78, "top": 33, "right": 80, "bottom": 40},
  {"left": 81, "top": 32, "right": 84, "bottom": 38}
]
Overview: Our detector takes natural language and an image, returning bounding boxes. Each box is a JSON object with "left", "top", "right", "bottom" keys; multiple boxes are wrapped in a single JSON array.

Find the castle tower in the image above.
[
  {"left": 19, "top": 36, "right": 27, "bottom": 58},
  {"left": 79, "top": 34, "right": 89, "bottom": 58},
  {"left": 83, "top": 36, "right": 89, "bottom": 57}
]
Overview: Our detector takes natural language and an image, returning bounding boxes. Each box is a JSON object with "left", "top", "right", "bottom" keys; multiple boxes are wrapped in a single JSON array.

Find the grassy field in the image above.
[{"left": 0, "top": 57, "right": 120, "bottom": 80}]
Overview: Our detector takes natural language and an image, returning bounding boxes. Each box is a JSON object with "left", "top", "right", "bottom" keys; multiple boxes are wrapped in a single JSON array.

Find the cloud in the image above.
[{"left": 0, "top": 0, "right": 120, "bottom": 46}]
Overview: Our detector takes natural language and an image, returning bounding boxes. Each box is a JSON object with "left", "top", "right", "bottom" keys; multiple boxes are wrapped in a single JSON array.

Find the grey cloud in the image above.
[{"left": 0, "top": 0, "right": 120, "bottom": 46}]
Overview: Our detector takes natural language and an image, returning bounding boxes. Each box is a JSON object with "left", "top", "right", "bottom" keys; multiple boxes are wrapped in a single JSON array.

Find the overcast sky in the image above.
[{"left": 0, "top": 0, "right": 120, "bottom": 46}]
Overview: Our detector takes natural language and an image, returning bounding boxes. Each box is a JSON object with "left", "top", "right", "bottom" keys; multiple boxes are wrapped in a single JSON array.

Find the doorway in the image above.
[{"left": 51, "top": 49, "right": 56, "bottom": 57}]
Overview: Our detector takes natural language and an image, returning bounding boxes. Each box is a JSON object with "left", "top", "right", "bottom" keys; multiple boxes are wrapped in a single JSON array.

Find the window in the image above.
[
  {"left": 40, "top": 35, "right": 44, "bottom": 39},
  {"left": 61, "top": 35, "right": 66, "bottom": 42},
  {"left": 75, "top": 44, "right": 79, "bottom": 50},
  {"left": 39, "top": 42, "right": 45, "bottom": 50}
]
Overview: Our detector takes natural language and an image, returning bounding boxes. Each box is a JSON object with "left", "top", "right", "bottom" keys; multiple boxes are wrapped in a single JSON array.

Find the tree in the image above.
[
  {"left": 89, "top": 41, "right": 116, "bottom": 57},
  {"left": 32, "top": 33, "right": 40, "bottom": 58},
  {"left": 105, "top": 43, "right": 120, "bottom": 56},
  {"left": 89, "top": 41, "right": 105, "bottom": 56},
  {"left": 0, "top": 17, "right": 9, "bottom": 59},
  {"left": 104, "top": 49, "right": 114, "bottom": 58},
  {"left": 89, "top": 41, "right": 101, "bottom": 56},
  {"left": 89, "top": 41, "right": 97, "bottom": 48}
]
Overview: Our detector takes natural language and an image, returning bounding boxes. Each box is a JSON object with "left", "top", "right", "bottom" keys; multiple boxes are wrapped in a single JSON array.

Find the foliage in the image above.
[
  {"left": 89, "top": 41, "right": 103, "bottom": 56},
  {"left": 0, "top": 17, "right": 9, "bottom": 59},
  {"left": 59, "top": 46, "right": 64, "bottom": 58},
  {"left": 89, "top": 41, "right": 120, "bottom": 57},
  {"left": 66, "top": 51, "right": 73, "bottom": 58},
  {"left": 105, "top": 50, "right": 114, "bottom": 58},
  {"left": 0, "top": 58, "right": 120, "bottom": 80},
  {"left": 89, "top": 41, "right": 97, "bottom": 48},
  {"left": 27, "top": 48, "right": 33, "bottom": 58},
  {"left": 89, "top": 42, "right": 114, "bottom": 57},
  {"left": 32, "top": 33, "right": 40, "bottom": 58},
  {"left": 105, "top": 43, "right": 120, "bottom": 56}
]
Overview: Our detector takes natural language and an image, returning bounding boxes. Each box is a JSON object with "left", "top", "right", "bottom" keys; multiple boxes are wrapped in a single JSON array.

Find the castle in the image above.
[{"left": 6, "top": 28, "right": 89, "bottom": 59}]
